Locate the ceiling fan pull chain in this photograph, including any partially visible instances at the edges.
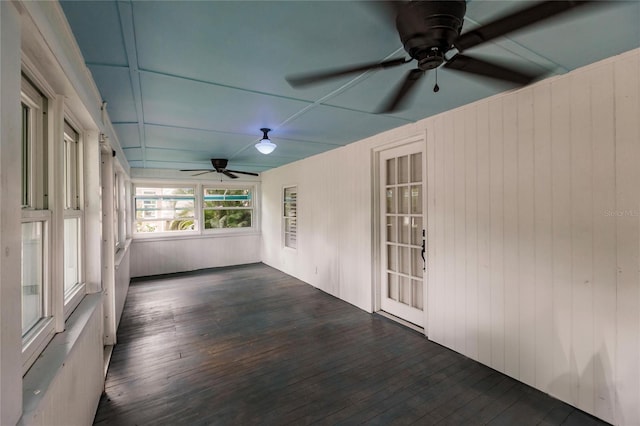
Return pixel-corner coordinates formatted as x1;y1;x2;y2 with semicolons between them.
433;68;440;93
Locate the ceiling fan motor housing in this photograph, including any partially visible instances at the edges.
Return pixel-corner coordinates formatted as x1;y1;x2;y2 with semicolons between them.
396;0;466;70
211;158;229;171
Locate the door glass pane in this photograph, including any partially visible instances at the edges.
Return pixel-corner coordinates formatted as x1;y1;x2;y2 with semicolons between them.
399;186;409;214
64;217;80;295
412;279;424;310
398;155;409;184
399;276;411;305
399;216;410;244
386;216;397;243
386;158;396;185
411;217;422;246
387;245;397;272
386;188;396;214
411;185;422;214
388;273;398;301
412;247;423;278
22;222;44;335
399;246;410;275
410;153;422;183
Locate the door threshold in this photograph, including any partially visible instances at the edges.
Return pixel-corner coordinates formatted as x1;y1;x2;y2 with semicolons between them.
377;311;425;334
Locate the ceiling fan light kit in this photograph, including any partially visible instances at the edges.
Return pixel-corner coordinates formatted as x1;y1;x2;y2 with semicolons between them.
255;128;276;154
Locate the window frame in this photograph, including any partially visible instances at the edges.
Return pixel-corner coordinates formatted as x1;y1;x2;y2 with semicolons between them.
131;181;260;239
62;118;85;316
133;183;199;238
283;185;298;250
20;74;54;373
202;184;256;234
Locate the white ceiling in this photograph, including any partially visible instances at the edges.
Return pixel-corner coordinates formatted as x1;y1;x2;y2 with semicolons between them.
59;0;640;175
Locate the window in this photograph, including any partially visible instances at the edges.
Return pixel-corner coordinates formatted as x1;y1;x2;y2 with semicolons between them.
63;121;83;301
134;185;196;234
114;171;128;249
21;75;50;337
283;186;297;249
203;187;253;230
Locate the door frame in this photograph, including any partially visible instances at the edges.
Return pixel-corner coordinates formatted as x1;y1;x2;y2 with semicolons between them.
371;132;428;334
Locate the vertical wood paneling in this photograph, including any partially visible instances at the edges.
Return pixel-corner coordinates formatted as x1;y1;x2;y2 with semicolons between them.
614;52;640;426
476;101;492;366
503;94;520;379
443;112;456;349
533;83;554;392
590;62;616;424
430;116;446;343
489;97;505;373
454;110;467;354
550;76;574;404
570;69;595;413
423;123;437;336
464;107;479;360
517;88;536;387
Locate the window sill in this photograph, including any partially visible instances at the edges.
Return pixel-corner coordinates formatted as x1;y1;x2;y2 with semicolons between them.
115;237;132;268
132;230;260;243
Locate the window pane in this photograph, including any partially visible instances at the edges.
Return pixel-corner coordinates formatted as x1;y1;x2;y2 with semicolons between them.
283;186;297;249
285;218;297;233
285;233;297;249
64;217;80;295
386;216;396;243
136;219;196;233
410;152;422;183
22;103;30;207
386;158;396;185
399;216;410;244
204;188;252;208
398;155;409;184
411;185;422;214
22;222;44;335
385;188;396;214
134;186;196;233
204;209;252;229
399;186;409;214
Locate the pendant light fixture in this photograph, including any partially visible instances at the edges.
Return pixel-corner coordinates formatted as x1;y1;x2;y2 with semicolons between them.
255;128;276;154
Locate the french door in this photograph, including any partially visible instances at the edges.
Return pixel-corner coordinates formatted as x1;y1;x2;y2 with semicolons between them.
379;141;426;327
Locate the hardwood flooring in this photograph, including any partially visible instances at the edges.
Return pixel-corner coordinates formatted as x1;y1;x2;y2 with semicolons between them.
94;263;609;425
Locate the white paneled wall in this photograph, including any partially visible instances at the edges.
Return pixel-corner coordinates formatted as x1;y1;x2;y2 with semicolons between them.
262;49;640;425
115;249;131;328
20;295;104;426
427;51;639;425
130;234;261;278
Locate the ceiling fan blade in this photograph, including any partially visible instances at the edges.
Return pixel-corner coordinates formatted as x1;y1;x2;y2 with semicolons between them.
286;58;408;87
225;169;260;177
455;0;595;52
378;68;425;113
180;169;214;176
222;170;239;179
444;54;540;86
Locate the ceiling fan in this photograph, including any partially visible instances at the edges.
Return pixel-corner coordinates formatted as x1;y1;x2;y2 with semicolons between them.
286;0;596;113
181;158;259;179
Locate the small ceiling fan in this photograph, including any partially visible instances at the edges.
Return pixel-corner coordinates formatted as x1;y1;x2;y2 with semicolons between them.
181;158;259;179
286;0;597;113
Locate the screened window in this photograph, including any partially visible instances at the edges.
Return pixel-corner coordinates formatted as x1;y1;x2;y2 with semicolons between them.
203;187;253;230
135;186;196;233
283;186;297;249
63;121;83;300
21;75;49;338
114;171;128;248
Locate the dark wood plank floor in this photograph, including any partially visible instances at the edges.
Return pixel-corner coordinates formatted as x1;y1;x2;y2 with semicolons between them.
94;263;609;426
